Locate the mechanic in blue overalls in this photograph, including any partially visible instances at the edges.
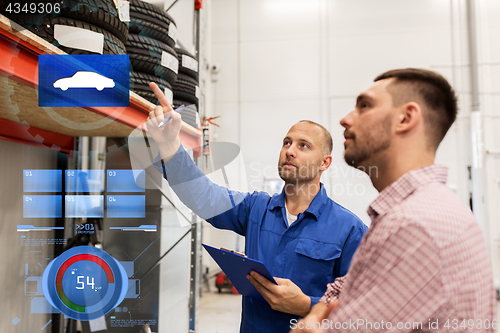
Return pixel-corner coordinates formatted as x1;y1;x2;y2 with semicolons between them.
147;83;367;333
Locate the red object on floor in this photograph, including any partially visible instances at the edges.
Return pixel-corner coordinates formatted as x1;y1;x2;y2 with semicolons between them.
215;272;235;293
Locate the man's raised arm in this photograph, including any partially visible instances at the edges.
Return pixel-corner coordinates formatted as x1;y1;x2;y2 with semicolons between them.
145;83;251;234
146;82;182;163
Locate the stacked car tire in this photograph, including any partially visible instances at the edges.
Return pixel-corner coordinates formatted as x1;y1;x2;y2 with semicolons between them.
5;0;128;55
173;48;199;106
127;0;177;110
127;0;199;128
172;47;200;128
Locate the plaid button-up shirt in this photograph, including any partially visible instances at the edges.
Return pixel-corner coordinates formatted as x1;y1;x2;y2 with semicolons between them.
319;165;496;332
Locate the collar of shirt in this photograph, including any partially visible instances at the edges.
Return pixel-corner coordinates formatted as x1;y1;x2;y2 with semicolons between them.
367;164;448;221
268;182;328;221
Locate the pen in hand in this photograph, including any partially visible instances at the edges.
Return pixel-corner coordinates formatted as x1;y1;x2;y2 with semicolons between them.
158;105;185;128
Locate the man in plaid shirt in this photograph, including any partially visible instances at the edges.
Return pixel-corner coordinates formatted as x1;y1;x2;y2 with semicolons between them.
291;68;497;332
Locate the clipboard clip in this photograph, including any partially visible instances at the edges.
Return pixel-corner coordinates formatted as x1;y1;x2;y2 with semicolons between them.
220;247;248;258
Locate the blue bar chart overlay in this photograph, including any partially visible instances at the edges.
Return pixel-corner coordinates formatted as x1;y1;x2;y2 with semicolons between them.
17;225;65;232
109;225;156;232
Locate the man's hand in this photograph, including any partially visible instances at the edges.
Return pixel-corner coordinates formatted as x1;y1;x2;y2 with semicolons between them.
146;82;182;162
289;300;339;333
247;271;311;317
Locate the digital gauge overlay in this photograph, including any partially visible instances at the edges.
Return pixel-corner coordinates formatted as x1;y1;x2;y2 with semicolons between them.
42;246;128;321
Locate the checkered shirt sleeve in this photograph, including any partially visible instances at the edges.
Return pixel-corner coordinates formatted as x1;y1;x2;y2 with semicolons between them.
319;276;346;305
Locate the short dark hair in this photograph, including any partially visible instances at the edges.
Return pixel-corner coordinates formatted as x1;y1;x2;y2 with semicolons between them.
298;120;333;155
374;68;458;148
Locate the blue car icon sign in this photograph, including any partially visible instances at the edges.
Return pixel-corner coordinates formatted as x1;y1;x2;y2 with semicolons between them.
53;71;115;91
39;54;129;107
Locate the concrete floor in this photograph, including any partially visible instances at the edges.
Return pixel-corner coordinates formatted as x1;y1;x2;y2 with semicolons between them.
198;290;242;333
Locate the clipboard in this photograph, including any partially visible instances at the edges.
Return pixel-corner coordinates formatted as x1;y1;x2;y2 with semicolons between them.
202;243;277;303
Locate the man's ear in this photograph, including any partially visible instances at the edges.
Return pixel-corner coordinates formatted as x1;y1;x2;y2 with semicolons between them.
396;102;421;134
320;155;333;171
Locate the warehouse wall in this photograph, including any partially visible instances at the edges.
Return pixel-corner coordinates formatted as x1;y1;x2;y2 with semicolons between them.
474;0;500;290
206;0;499;284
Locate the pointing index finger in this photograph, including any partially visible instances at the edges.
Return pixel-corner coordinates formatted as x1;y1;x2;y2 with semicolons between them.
149;82;173;111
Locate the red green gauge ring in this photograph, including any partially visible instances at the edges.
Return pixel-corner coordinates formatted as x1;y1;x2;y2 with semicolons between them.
42;246;128;321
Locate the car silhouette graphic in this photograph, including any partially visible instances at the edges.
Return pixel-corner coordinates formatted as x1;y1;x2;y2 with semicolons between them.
53;71;115;91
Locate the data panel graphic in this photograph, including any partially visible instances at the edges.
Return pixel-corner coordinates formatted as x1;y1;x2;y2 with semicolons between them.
23;195;62;218
42;246;128;321
107;195;145;218
65;195;104;218
65;170;104;193
107;170;145;193
23;170;62;192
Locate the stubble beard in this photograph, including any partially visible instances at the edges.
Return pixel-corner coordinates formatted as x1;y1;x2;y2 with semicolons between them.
278;160;321;184
344;116;392;168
